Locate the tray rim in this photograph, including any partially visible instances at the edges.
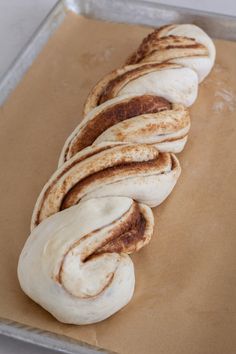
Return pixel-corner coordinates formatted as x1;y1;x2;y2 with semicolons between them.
0;0;66;106
0;316;110;354
1;0;236;352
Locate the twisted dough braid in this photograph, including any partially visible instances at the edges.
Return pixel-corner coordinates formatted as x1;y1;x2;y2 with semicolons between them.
59;98;190;165
19;197;154;324
32;143;180;229
84;62;199;114
125;24;215;82
18;24;215;325
60;24;214;164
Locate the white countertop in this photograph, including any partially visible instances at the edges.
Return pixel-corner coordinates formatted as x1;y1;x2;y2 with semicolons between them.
0;0;235;353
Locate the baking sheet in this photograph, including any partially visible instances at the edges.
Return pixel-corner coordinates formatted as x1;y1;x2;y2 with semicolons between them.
0;11;236;354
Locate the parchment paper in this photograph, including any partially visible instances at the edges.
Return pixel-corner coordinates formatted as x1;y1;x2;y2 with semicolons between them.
0;12;236;354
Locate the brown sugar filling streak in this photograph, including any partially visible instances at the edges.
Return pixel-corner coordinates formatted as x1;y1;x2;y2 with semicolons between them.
57;203;147;297
95;38;208;106
98;41;208;106
69;95;171;157
35;145;164;227
126;31;208;65
61;153;170;210
98;63;173;105
92;203;147;257
35;144;116;226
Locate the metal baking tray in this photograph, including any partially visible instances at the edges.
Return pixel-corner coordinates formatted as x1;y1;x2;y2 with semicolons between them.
0;0;235;352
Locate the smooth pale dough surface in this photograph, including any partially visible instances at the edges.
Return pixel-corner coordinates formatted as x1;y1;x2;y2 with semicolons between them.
118;66;199;106
0;12;236;354
18;197;135;325
161;24;216;82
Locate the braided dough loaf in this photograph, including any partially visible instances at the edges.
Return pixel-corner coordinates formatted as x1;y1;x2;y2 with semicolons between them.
18;23;215;325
